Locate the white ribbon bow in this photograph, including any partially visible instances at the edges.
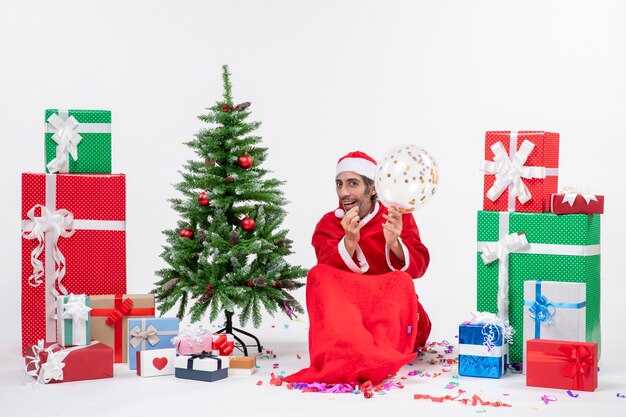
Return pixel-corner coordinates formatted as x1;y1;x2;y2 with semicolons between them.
481;140;546;205
61;294;91;344
480;232;529;321
129;325;160;349
25;340;69;384
21;204;75;294
560;186;598;206
46;113;82;174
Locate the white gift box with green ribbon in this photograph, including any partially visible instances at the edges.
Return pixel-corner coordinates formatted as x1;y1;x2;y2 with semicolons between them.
56;294;91;347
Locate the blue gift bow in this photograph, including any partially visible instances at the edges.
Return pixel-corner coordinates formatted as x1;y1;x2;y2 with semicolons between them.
524;281;586;338
187;351;222;370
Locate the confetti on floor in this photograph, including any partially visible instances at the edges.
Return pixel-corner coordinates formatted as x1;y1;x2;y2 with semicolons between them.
566;390;579;398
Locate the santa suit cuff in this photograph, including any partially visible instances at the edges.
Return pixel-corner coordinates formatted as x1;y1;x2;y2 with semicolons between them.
338;237;370;274
385;237;410;272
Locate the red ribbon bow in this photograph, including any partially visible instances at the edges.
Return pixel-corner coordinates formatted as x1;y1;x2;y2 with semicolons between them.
212;334;235;355
105;298;134;326
559;345;593;387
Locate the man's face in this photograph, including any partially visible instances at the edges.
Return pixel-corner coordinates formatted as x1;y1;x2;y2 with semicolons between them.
335;171;376;219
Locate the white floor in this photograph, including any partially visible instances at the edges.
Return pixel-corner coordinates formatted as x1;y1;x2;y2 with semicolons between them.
2;318;625;417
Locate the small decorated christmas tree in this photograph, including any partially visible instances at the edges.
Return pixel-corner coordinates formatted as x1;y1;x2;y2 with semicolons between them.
153;65;306;328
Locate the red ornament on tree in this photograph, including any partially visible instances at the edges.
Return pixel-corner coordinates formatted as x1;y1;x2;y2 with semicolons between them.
273;281;282;288
247;280;254;287
198;192;210;206
206;284;212;291
180;228;194;239
225;176;234;183
240;216;255;231
222;104;228;112
238;154;253;169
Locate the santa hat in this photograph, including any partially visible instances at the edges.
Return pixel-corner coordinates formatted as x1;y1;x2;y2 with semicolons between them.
334;151;377;219
335;151;377;181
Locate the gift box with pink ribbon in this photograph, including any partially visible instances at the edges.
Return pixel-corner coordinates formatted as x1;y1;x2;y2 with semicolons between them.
526;339;598;391
551;187;604;215
56;293;91;347
24;340;113;384
21;173;126;355
480;131;559;213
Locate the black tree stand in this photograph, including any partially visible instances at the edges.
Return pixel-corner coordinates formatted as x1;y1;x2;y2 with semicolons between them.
214;310;263;356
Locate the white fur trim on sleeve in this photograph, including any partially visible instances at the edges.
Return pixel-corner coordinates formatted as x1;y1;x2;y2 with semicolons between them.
338;237;370;274
385;237;410;272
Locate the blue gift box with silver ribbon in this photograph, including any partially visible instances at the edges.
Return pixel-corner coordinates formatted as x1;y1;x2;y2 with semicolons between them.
522;280;586;373
127;317;179;370
458;320;509;379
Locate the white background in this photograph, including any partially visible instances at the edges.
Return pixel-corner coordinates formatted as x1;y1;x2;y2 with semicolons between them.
1;1;625;416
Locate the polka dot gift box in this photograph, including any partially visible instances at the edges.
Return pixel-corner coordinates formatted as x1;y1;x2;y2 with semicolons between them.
45;109;112;174
476;210;600;365
21;173;126;355
480;131;559;213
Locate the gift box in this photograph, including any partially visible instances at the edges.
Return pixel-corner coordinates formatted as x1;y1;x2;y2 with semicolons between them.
90;294;155;363
25;340;113;384
128;317;179;370
212;333;235;356
171;325;213;355
21;173;126;355
551;191;604;215
136;348;176;377
228;356;256;375
458;321;509;379
45;109;112;174
522;281;586;373
175;351;229;382
480;131;559;212
476;210;600;364
526;339;598;391
56;294;91;347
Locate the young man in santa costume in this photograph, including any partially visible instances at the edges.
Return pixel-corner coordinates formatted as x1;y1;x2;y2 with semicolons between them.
284;151;431;385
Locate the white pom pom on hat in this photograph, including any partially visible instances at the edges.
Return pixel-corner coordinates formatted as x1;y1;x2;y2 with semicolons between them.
334;151;377;218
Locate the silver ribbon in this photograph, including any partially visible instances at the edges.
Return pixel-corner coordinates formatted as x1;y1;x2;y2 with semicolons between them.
129;325;160;349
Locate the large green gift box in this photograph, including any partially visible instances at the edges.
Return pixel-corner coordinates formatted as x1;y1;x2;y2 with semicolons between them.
45;109;112;174
476;210;600;364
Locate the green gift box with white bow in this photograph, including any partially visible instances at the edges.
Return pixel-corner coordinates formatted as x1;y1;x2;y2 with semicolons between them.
476;210;601;364
45;109;112;174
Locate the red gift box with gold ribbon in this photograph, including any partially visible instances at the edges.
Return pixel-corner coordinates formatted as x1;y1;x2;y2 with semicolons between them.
526;339;598;392
90;294;155;363
480;131;559;213
21;173;126;355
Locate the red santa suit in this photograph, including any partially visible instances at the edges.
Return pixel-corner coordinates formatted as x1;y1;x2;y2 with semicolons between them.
283;203;432;385
313;202;430;278
283;151;432;384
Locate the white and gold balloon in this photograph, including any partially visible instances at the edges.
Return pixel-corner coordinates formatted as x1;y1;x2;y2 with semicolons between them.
375;144;439;212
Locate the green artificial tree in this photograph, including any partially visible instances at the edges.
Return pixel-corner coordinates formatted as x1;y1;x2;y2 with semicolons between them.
153;65;307;334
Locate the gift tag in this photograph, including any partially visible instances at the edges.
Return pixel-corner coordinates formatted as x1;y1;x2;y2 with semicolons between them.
136;348;176;377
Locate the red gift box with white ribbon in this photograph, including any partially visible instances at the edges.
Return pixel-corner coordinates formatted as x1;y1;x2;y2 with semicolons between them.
25;340;113;384
21;173;126;355
481;131;559;213
551;187;604;215
526;339;598;392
